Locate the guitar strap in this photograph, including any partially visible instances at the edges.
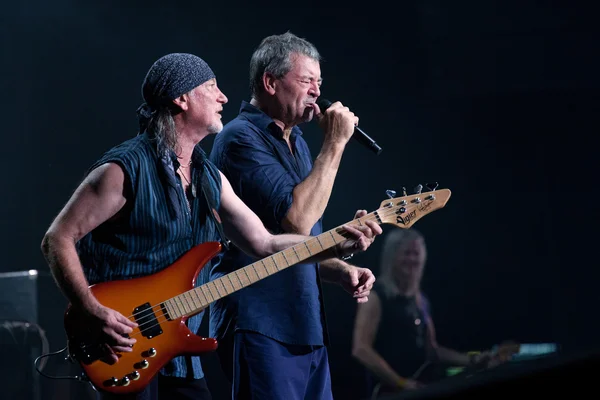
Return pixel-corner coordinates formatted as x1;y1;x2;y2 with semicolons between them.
200;166;230;251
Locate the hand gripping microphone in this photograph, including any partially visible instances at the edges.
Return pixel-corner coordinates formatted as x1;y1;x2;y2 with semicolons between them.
316;98;382;155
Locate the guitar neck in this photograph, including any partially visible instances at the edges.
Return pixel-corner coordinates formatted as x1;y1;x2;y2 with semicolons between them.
159;187;452;320
162;215;373;319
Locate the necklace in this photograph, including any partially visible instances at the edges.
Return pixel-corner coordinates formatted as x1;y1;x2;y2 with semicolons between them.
179;167;191;185
178;159;193;169
178;165;197;199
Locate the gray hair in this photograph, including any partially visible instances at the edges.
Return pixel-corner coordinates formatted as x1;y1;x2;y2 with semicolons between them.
378;228;426;297
146;109;179;155
249;31;321;97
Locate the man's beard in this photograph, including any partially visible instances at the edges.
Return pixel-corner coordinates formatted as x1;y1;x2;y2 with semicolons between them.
207;122;223;134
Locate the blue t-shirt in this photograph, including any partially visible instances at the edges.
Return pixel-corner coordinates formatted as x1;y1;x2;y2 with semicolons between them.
209;101;327;346
77;132;223;379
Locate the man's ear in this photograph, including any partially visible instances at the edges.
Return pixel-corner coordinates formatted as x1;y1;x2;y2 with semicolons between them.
262;72;278;95
172;93;190;111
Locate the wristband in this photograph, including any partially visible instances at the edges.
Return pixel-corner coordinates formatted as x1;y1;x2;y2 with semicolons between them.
332;246;352;260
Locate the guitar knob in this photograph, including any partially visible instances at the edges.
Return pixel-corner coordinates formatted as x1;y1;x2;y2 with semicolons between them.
145;348;157;357
108;377;119;386
414;184;423;194
130;371;140;380
121;376;130;386
135;359;149;369
402;187;407;197
385;190;396;199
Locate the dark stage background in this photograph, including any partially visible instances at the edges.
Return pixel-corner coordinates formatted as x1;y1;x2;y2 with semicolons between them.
1;1;598;399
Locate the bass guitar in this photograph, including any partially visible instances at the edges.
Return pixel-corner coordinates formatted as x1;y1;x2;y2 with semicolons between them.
63;188;451;394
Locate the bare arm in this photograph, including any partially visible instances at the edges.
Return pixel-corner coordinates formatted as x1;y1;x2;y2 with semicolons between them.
319;257;351;283
434;347;472;366
282;102;357;234
40;163;137;356
41;163;126;309
425;316;473;366
282;142;344;234
352;291;411;388
218;171;380;262
319;257;375;303
318;209;377;303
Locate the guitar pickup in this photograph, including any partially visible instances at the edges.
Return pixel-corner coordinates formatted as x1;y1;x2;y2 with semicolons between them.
133;302;163;339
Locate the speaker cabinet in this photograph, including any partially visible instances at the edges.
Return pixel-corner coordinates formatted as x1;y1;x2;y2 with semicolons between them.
0;270;95;400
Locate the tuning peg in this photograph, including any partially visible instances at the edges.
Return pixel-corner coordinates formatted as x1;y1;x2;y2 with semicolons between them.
402;187;407;197
414;184;423;194
425;182;439;191
385;190;396;199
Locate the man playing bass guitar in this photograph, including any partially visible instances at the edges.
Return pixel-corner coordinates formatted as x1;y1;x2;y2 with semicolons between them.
41;52;381;400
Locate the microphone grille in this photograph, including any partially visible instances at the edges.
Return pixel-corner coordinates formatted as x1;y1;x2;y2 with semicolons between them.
316;98;332;111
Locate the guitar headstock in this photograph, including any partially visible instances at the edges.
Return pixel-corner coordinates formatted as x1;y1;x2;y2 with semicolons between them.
376;185;451;229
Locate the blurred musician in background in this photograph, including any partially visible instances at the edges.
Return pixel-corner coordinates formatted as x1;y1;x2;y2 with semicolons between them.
352;228;497;398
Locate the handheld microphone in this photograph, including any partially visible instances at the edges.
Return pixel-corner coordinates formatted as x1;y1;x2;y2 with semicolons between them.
316;98;382;155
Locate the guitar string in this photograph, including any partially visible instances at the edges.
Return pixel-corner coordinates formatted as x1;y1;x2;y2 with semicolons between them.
123;209;383;322
82;204;424;347
120;206;416;341
125;205;405;324
76;205;421;354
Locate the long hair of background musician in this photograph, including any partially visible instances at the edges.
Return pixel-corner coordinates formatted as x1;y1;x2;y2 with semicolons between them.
377;228;427;298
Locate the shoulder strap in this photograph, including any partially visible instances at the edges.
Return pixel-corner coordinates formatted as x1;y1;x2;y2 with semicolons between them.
200;167;230;251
